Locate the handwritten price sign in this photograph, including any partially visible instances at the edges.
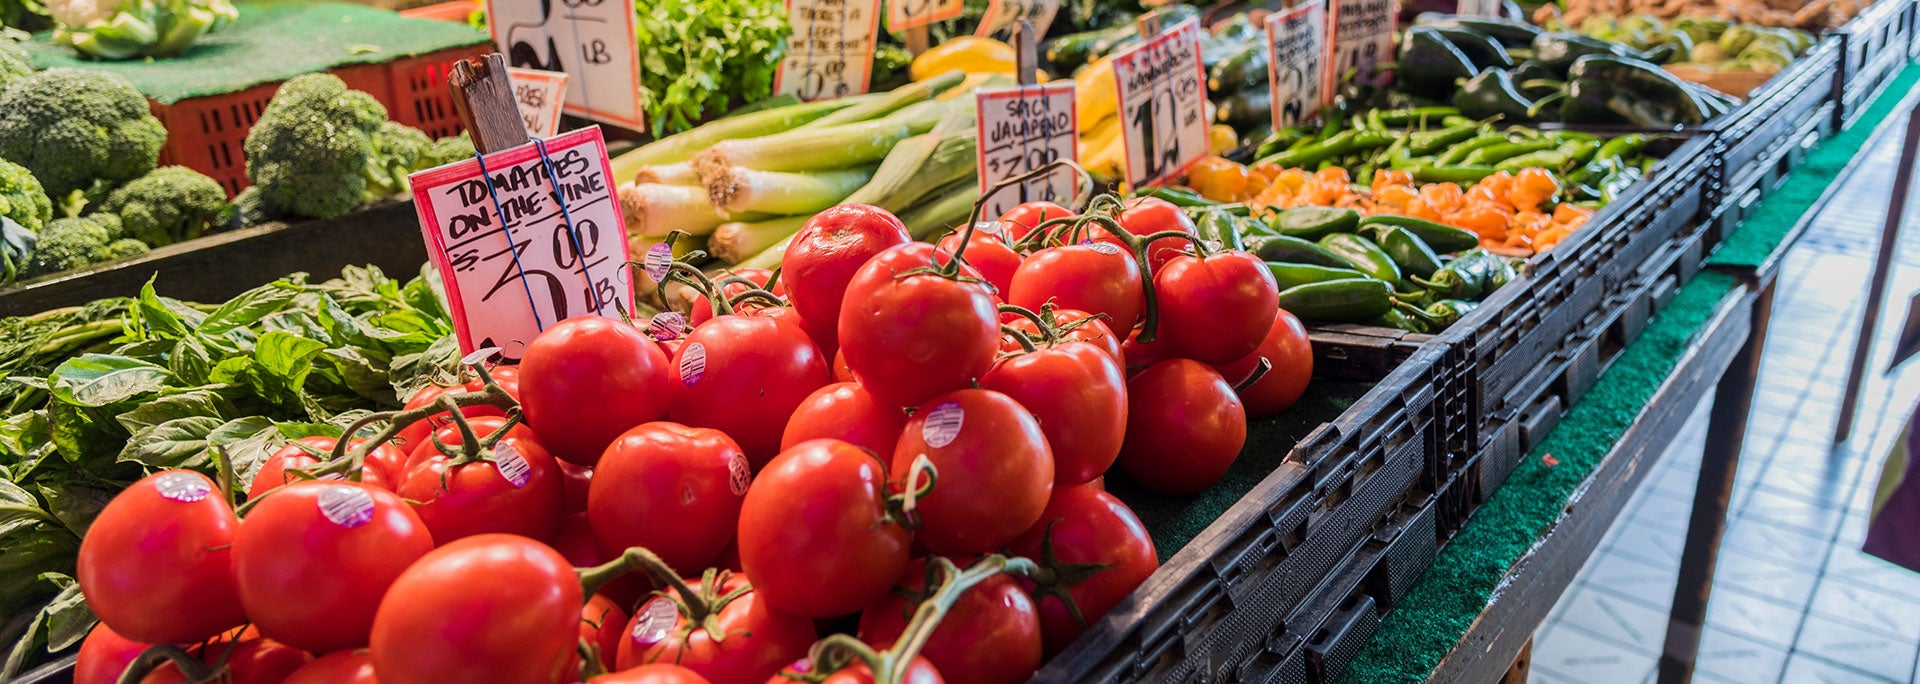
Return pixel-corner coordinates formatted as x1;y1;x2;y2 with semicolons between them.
1327;0;1396;92
976;0;1061;39
487;0;644;130
507;67;568;137
975;82;1078;218
887;0;962;31
778;0;883;101
1112;19;1208;188
411;127;632;359
1266;0;1326;129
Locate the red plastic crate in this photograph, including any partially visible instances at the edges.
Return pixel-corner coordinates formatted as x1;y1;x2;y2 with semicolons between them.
150;43;488;198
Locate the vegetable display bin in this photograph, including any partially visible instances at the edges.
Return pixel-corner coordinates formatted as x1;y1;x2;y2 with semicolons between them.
1837;0;1918;124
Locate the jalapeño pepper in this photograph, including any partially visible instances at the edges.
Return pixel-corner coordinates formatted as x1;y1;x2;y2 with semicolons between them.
1360;225;1445;278
1319;233;1402;283
1265;262;1371;291
1137;186;1217;207
1275;278;1396;322
1271;206;1361;240
1248;234;1352;268
1359;215;1480;252
1372;308;1432;333
1425;299;1481;327
1417;248;1497;299
1257;129;1396;168
1195;209;1246;251
1408;122;1486;156
1464;138;1558;165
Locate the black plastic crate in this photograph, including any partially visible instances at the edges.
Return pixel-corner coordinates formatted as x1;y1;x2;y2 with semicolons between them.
1713;37;1843;189
1837;0;1918;124
1037;342;1449;683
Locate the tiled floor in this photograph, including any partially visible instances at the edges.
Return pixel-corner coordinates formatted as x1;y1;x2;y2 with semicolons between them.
1530;120;1920;683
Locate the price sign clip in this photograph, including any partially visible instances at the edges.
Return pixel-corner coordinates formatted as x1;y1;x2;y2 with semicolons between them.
449;54;533;155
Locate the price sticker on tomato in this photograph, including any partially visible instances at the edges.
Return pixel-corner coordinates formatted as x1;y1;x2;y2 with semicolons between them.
1265;0;1327;129
887;0;962;31
486;0;645;130
1111;18;1208;188
777;0;883;101
975;82;1078;218
975;0;1061;39
506;67;568;138
1327;0;1396;93
410;126;633;360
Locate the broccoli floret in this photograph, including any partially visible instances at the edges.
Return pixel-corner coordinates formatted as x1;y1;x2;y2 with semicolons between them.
0;38;32;91
0;68;166;202
421;133;476;170
0;158;52;235
231;186;280;227
23;214;113;277
366;121;431;198
244;74;398;220
99;165;235;246
94;237;147;260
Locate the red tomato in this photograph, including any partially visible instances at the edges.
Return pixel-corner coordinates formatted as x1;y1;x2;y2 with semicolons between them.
780;382;908;458
1108;197;1197;272
831;348;855;383
1120;327;1178;373
738;440;912;618
248;437;404;499
691;269;775;326
390;371;522;454
763;304;838;359
403;416;543;471
284;650;377;684
593;664;714;684
590;422;748;574
936;228;1020;297
397;419;566;545
892;390;1052;555
1116;360;1246;495
1008;243;1144;333
613;573;815;682
815;657;944;684
838;243;1000;408
519;316;673;466
782;204;912;347
1214;309;1314;418
369;535;582;684
1001;308;1122;362
1151;250;1279;364
549;513;649;609
234;481;434;653
77;470;246;644
857;559;1042;684
1009;485;1157;655
74;623;148;684
669;314;830;465
996;200;1072;242
558;457;592;515
582;593;630;671
980;341;1127;486
141;637;311;684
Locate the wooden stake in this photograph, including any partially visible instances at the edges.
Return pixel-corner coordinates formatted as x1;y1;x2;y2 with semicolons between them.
447;53;531;155
1012;20;1039;85
907;26;931;55
1136;12;1163;39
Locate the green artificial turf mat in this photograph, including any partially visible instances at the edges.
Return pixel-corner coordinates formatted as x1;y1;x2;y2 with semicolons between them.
21;1;488;104
1108;379;1369;563
1708;61;1920;269
1340;269;1741;683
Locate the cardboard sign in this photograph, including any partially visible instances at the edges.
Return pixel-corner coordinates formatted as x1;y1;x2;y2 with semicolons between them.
887;0;963;31
1266;0;1327;128
777;0;883;101
486;0;645;130
1111;19;1208;187
975;82;1078;217
507;67;568;138
976;0;1061;39
1327;0;1396;93
1456;0;1503;16
411;127;633;359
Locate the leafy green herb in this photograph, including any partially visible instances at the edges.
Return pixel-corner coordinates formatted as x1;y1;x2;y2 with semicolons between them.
635;0;791;136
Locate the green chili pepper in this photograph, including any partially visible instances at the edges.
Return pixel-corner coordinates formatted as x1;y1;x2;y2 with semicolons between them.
1416;248;1496;299
1270;206;1361;240
1425;299;1481;327
1464;138;1559;165
1275;278;1396;322
1265;262;1372;291
1594;133;1648;161
1258;129;1396;168
1359;225;1444;278
1248;234;1353;268
1195;209;1245;251
1136;187;1217;207
1359;215;1480;252
1373;106;1462;127
1408;123;1486;156
1436;133;1510;165
1319;233;1402;283
1410;165;1500;183
1372;308;1431;333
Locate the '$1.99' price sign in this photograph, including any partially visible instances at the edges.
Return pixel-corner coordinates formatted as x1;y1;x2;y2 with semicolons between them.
1111;19;1208;188
975;82;1079;218
410;127;633;360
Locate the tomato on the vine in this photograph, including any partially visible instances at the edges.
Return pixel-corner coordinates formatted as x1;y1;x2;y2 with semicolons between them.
76;470;246;645
73;623;147;684
936;226;1020;297
234;481;434;653
838;243;1000;408
1000;308;1122;362
669;313;830;465
549;513;650;609
284;650;378;684
1108;196;1197;273
892;389;1053;555
140;636;312;684
1008;243;1144;334
558;457;592;515
404;416;542;471
738;440;912;618
581;593;630;671
613;573;816;683
1151;249;1279;364
1009;484;1158;655
997;200;1073;242
782;204;912;346
590;422;748;574
1120;327;1178;373
780;382;908;458
814;657;944;684
1116;359;1246;495
980;341;1127;487
1214;309;1314;418
370;535;582;684
519;316;674;466
857;558;1042;684
691;268;775;326
831;348;855;383
396;416;566;545
593;664;715;684
248;436;401;498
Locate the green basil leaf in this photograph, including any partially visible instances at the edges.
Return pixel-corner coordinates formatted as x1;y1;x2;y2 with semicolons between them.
117;416;224;469
132;279;193;340
0;525;77;617
113;388;235;434
168;337;215;387
197;282;299;336
38;573;90;652
48;355;174;408
323;347;393;405
0;481;53;539
208;416;278;485
35;484;109;538
254;332;326;384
